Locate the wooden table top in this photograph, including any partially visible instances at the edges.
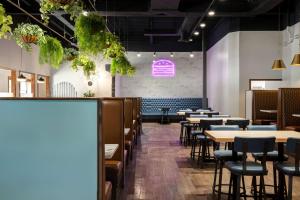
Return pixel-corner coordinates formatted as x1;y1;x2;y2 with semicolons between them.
105;144;119;159
260;109;277;114
292;114;300;118
205;130;300;143
186;117;246;124
124;128;130;136
177;112;186;116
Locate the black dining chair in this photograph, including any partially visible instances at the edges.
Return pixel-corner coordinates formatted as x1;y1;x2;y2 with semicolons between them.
225;137;276;200
225;119;250;130
275;138;300;200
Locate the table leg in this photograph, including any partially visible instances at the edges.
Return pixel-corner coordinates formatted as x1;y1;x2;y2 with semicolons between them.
277;142;285;199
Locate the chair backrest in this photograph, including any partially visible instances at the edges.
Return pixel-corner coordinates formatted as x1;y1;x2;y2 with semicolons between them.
247;125;277;130
190;114;208;118
210;125;240;131
204;111;219;117
185;112;201;117
212;114;230;118
199;119;223;130
226;119;250;130
286;138;300;172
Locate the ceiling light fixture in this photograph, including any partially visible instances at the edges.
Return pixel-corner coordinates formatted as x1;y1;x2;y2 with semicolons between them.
17;73;26;82
193;31;199;36
170;52;174;57
291;54;300;66
272;60;286;70
153;52;156;57
189;52;194;58
200;23;206;28
37;76;45;84
189;38;193;42
208;10;215;16
137;52;141;57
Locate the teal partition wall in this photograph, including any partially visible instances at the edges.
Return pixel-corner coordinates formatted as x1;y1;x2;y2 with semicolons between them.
0;99;99;200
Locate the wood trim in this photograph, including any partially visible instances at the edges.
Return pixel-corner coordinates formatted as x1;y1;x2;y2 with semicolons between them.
10;70;16;97
31;74;35;97
97;100;105;200
45;76;50;97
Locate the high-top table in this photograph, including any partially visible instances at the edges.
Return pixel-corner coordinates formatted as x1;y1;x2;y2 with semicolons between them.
204;130;300;200
105;144;119;159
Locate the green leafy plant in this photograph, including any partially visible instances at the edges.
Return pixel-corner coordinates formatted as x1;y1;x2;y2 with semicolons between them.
83;90;95;97
74;13;106;55
64;47;78;61
71;54;96;77
111;56;136;76
0;3;13;39
13;23;46;51
39;36;64;69
103;32;125;59
40;0;83;24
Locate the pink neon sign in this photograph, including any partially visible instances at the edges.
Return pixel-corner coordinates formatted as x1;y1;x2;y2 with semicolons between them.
152;59;176;77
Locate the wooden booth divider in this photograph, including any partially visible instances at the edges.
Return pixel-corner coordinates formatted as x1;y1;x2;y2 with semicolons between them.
101;98;125;200
252;90;278;125
124;98;134;161
277;88;300;131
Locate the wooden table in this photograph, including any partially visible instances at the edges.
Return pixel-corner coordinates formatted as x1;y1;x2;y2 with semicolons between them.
205;130;300;200
176;111;186;116
105;144;119;159
124;128;130;136
292;114;300;118
186;117;246;124
260;109;277;114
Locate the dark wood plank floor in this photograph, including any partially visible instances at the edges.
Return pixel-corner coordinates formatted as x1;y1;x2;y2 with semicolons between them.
121;123;300;200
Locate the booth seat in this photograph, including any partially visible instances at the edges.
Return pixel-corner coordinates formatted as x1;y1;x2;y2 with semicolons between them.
142;98;205;122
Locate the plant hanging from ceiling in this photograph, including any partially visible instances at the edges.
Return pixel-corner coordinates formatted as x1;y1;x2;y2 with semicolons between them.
39;35;64;69
111;56;136;76
71;54;96;78
13;23;46;52
103;32;125;59
64;47;78;61
40;0;83;24
74;13;107;55
0;3;13;39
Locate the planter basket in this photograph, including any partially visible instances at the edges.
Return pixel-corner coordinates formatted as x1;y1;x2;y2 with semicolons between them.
21;35;38;44
66;55;76;61
49;0;73;5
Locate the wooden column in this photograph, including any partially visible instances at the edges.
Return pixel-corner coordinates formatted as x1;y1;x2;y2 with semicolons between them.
31;74;35;97
45;76;50;97
10;70;17;97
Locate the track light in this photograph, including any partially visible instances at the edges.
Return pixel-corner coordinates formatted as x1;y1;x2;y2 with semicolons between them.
200;23;206;28
170;52;174;58
190;52;194;58
208;10;215;16
137;52;141;57
193;31;199;36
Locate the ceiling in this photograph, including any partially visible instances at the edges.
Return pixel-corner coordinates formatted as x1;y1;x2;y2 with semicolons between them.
3;0;299;52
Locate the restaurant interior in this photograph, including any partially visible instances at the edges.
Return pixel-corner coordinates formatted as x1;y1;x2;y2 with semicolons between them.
1;0;300;199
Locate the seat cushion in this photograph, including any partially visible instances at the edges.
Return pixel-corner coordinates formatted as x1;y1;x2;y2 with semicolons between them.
214;150;243;161
285;126;300;132
225;161;267;176
191;130;202;136
105;181;112;200
184;123;194;127
252;150;288;161
105;160;122;172
276;163;300;176
196;134;209;140
180;121;188;124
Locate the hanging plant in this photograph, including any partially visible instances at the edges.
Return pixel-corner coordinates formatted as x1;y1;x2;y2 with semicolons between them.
74;13;106;55
40;0;83;24
39;36;64;69
71;54;96;78
111;56;136;76
0;3;13;39
13;23;46;51
103;32;125;59
64;47;78;61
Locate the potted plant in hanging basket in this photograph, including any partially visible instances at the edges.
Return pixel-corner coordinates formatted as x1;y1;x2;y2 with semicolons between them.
63;47;78;61
103;32;125;59
13;23;46;51
74;13;107;55
71;54;96;78
40;0;83;24
0;3;13;39
39;35;64;69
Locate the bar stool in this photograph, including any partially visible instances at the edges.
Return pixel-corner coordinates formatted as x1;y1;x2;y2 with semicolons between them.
179;120;188;144
210;125;245;200
275;137;300;200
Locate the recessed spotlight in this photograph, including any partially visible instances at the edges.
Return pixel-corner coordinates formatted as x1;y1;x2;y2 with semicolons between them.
200;23;206;28
189;38;193;42
170;52;174;57
137;52;141;57
189;52;194;58
153;52;156;57
82;10;89;16
193;31;199;36
208;10;215;16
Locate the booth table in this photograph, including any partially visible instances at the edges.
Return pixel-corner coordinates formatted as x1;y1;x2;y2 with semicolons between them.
292;114;300;118
260;109;277;114
105;144;119;159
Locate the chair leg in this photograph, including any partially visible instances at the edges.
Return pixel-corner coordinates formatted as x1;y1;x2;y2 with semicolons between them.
190;136;195;160
180;124;184;144
212;160;218;198
242;176;246;200
228;174;233;200
235;175;241;200
272;162;278;195
217;161;224;200
253;176;258;200
287;175;293;200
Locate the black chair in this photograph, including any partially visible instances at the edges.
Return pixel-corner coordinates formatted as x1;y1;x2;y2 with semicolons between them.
210;125;245;200
225;119;250;130
275;138;300;200
225;137;276;200
204;111;220;117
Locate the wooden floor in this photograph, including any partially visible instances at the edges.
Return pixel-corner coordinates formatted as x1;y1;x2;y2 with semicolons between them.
121;123;300;200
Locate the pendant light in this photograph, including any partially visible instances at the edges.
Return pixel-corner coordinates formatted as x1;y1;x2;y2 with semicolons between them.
272;6;286;70
17;73;26;82
291;53;300;66
37;76;45;84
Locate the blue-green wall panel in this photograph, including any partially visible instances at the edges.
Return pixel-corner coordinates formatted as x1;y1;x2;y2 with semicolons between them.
0;100;98;200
